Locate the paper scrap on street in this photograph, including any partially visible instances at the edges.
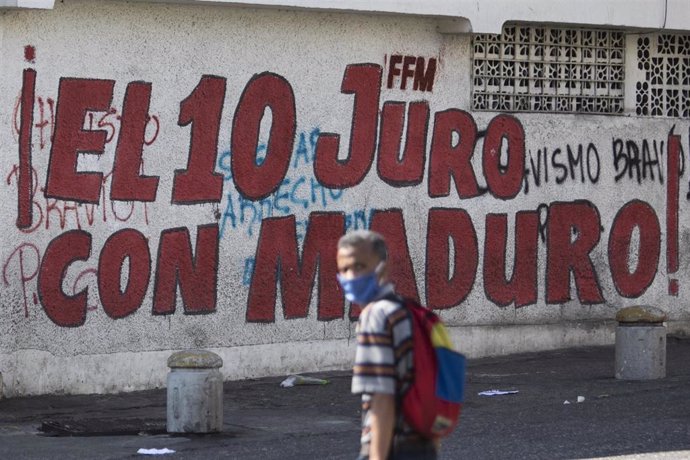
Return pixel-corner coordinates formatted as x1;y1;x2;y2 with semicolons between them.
137;448;175;455
478;389;519;396
564;396;585;405
280;375;330;388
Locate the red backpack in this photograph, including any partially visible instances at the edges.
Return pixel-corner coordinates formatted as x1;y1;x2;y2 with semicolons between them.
398;297;466;439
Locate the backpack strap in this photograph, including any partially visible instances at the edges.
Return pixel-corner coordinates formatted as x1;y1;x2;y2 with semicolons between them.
379;293;414;438
381;292;404;304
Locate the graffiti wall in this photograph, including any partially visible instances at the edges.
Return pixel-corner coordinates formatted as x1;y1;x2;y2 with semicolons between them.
0;0;688;396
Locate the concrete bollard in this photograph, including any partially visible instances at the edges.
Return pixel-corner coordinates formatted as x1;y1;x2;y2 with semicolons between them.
167;350;224;433
615;306;667;380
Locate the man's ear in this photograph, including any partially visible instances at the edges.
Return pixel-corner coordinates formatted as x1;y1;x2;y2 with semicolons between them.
376;260;389;283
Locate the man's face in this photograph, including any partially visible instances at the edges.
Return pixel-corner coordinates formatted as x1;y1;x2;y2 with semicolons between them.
336;243;381;281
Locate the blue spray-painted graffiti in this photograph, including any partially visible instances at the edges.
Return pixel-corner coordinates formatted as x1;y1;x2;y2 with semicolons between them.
243;258;255;286
218;128;348;239
217;127;378;286
240;207;377;286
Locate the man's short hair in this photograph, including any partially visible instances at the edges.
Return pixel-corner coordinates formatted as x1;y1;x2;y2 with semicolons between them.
338;230;388;261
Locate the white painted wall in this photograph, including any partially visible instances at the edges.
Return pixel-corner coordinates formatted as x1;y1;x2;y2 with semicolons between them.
7;0;690;34
0;0;688;396
0;0;53;8
132;0;690;33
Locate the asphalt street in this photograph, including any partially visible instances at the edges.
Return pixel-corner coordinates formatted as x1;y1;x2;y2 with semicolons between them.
1;337;690;459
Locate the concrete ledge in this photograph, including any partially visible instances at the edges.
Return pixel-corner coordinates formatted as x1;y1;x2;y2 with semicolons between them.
450;320;616;358
0;319;673;397
0;339;357;397
0;0;54;9
666;320;690;338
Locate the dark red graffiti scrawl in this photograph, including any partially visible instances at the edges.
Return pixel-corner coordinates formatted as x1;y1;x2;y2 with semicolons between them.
370;209;420;303
314;64;381;188
687;126;690;201
45;78;115;203
73;268;98;312
11;225;219;326
2;243;41;318
153;224;219;315
377;101;429;187
37;230;92;327
6;64;685;331
482;114;525;200
667;128;681;296
17;69;36;229
98;229;151;319
546;201;604;304
428;109;480;199
484;212;539;308
172;76;226;204
426;208;478;310
245;210;421;323
246;213;344;322
231;73;296;200
608;200;660;298
386;55;437;92
7;165;151;235
110;82;160;202
24;45;36;63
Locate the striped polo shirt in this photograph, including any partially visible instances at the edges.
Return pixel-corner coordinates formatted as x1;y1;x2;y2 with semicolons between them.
351;284;414;453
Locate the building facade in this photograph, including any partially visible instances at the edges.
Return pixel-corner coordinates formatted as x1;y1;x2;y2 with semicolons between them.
0;0;688;396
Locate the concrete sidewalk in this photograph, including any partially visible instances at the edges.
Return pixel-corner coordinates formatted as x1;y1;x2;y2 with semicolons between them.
1;337;690;459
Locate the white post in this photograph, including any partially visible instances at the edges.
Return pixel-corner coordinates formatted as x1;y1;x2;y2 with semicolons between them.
615;306;666;380
167;350;224;433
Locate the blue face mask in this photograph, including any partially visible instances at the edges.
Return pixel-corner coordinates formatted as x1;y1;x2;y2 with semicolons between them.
337;264;383;305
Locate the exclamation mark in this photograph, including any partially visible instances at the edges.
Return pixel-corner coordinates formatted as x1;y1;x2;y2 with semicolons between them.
17;66;36;229
667;127;680;296
17;45;37;229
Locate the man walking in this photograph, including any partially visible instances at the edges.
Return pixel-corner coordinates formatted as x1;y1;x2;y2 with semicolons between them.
336;230;437;460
